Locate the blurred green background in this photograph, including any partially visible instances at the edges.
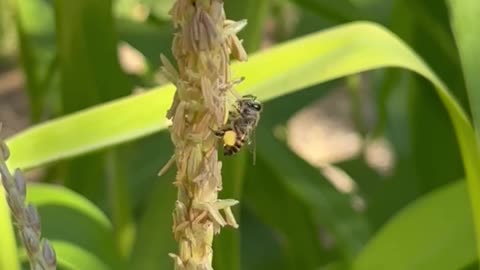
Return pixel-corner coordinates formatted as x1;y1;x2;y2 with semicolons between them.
0;0;479;269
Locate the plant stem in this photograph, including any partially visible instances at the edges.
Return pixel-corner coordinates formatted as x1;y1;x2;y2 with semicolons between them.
163;0;248;269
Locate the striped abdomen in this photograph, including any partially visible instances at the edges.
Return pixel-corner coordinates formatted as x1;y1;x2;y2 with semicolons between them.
223;133;247;156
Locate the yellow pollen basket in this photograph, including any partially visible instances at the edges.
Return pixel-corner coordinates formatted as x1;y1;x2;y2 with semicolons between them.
223;130;237;146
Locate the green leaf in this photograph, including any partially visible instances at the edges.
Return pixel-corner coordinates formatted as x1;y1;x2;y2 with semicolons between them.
53;0;131;212
240;207;290;270
26;183;121;269
243;150;325;269
0;22;456;169
255;125;370;262
337;156;419;232
128;170;176;270
53;241;110;270
104;149;136;258
353;180;476;270
54;0;131;109
213;153;247;270
291;0;363;22
447;0;480;262
14;0;56;122
0;0;16;56
5;86;173;170
54;2;135;252
390;0;465;197
0;188;20;270
448;1;480;115
19;241;110;270
225;0;270;52
6;22;480;258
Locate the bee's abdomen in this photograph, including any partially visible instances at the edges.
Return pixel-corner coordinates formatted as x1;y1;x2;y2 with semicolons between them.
224;137;245;156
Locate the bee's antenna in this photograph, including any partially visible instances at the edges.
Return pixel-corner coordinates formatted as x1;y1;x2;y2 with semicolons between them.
232;76;245;85
220;77;245;101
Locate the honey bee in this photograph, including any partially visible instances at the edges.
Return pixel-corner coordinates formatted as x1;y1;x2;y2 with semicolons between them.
213;94;262;160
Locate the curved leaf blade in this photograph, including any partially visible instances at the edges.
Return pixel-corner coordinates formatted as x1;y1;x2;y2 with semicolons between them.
27;183;111;228
255;125;369;262
128;171;176;270
354;181;475;270
6;86;174;170
0;22;447;169
0;187;20;270
447;0;480;262
53;241;111;270
3;22;463;171
243;152;325;269
447;0;480;131
27;183;121;269
19;241;110;270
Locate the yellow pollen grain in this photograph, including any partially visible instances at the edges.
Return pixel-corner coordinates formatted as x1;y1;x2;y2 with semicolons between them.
223;130;237;146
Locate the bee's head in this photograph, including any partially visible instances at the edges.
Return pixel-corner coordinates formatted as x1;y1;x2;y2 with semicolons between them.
241;95;263;112
249;101;262;112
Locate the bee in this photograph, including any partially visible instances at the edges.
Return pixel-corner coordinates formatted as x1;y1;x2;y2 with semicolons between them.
213;94;262;160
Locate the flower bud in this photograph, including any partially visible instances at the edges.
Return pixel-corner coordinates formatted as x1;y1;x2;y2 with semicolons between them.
14;169;26;200
42;240;57;267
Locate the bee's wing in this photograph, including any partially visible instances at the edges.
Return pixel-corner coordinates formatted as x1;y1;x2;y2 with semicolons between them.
246;129;257;165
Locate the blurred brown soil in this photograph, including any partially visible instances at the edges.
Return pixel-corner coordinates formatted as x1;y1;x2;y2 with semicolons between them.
0;65;28;137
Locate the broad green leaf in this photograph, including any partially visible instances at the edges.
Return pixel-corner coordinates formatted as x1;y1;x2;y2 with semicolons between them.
53;241;110;270
463;262;479;270
27;183;121;269
0;0;16;55
104;149;136;258
54;1;135;252
241;206;290;270
255;124;369;262
291;0;363;22
354;180;476;270
447;0;480;262
6;22;480;258
122;132;176;270
1;22;460;170
128;170;176;270
6;86;172;170
389;0;465;195
0;187;20;270
448;1;480;120
447;0;480;147
243;150;325;269
19;241;110;270
54;0;131;109
225;0;270;52
213;153;246;270
14;0;56;122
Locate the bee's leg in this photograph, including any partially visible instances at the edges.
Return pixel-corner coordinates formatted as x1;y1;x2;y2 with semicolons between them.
224;147;234;156
212;128;225;137
230;106;242;117
211;125;234;138
209;125;224;137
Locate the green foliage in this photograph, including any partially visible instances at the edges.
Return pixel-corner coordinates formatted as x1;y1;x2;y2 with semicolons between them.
1;0;479;269
0;188;19;270
25;183;121;269
354;181;475;270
